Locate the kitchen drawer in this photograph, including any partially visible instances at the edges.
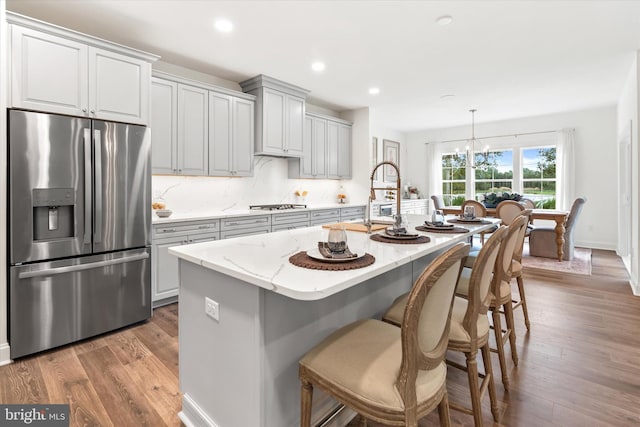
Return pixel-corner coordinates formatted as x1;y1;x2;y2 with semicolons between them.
220;226;271;240
340;206;365;221
153;219;220;237
221;215;271;231
310;208;340;220
271;221;309;232
272;211;310;225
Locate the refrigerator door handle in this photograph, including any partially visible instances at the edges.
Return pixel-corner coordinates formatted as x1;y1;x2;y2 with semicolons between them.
18;253;149;279
94;129;103;244
83;129;92;245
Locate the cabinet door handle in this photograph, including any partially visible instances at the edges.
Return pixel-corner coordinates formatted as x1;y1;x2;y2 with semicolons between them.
82;108;87;113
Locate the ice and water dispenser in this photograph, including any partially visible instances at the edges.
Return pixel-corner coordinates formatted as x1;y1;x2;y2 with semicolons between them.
32;188;75;241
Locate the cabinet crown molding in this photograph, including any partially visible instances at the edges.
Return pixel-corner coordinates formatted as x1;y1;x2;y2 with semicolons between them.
239;74;309;98
7;11;160;62
306;112;353;126
152;71;255;101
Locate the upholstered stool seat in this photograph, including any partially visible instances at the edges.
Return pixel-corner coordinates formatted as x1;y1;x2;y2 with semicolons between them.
300;318;447;412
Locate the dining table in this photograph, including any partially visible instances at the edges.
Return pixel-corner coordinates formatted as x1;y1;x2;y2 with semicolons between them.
441;206;570;261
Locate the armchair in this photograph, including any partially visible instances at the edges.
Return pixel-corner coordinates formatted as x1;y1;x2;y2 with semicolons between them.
528;197;587;261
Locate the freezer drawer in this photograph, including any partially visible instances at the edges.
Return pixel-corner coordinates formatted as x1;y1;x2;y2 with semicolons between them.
9;248;151;359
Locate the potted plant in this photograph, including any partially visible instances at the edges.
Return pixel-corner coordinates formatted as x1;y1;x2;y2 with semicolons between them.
481;191;522;208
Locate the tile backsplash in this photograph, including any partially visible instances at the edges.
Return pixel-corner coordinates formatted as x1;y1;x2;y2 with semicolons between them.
152;157;355;213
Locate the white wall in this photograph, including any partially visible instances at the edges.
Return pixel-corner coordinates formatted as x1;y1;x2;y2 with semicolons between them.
617;53;639;294
404;106;618;251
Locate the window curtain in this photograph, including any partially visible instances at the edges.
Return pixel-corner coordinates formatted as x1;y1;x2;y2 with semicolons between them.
556;128;575;210
425;141;443;211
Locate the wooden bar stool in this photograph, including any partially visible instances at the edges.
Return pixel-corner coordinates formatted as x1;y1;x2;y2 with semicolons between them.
298;243;470;427
383;227;508;426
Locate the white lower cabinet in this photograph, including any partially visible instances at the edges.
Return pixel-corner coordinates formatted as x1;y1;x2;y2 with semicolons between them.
272;211;310;231
219;215;271;239
152;221;219;306
310;208;341;226
340;206;366;222
400;199;428;215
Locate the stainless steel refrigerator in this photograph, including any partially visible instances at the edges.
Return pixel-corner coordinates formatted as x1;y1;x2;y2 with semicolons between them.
8;109;152;359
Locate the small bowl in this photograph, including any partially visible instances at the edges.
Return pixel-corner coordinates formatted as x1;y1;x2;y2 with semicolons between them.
155;209;173;218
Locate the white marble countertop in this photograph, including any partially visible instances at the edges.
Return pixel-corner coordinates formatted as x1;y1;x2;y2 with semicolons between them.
152;203;365;224
169;214;500;301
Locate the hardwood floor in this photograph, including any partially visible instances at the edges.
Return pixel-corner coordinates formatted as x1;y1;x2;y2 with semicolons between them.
2;249;639;426
0;303;182;427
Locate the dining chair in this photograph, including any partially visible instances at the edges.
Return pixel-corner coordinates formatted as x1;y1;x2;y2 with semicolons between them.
383;227;508;426
460;199;496;245
455;215;528;390
299;243;469;427
528;196;587;261
431;194;445;211
520;198;535;209
496;200;525;226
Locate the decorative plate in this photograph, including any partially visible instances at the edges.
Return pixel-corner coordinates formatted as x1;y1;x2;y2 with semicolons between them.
306;248;366;263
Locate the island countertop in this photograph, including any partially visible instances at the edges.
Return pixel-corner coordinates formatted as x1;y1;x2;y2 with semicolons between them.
169;214;499;301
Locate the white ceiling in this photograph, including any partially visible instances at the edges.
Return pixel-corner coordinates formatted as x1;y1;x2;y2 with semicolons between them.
7;0;640;132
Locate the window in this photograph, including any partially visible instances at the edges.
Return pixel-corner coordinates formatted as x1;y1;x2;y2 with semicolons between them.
441;153;466;206
522;147;556;209
474;150;513;199
439;145;558;209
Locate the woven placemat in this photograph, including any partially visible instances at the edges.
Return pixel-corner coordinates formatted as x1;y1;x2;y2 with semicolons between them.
289;251;375;270
447;218;493;225
370;234;431;244
415;225;469;234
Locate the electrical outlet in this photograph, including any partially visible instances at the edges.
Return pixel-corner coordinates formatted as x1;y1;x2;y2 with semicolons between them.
205;297;219;321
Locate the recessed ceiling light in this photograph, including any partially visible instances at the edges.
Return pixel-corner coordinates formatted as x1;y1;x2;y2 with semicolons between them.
440;94;455;99
214;19;233;32
311;62;325;72
369;87;380;95
436;15;453;26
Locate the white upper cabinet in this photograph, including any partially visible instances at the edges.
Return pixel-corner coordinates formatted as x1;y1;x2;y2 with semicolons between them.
209;92;255;176
9;13;157;125
178;84;209;176
151;72;255;177
289;114;329;179
240;75;309;157
88;47;150;124
337;123;352;179
327;117;353;180
151;78;178;174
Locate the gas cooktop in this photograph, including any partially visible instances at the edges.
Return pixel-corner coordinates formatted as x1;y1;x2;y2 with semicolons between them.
249;204;307;211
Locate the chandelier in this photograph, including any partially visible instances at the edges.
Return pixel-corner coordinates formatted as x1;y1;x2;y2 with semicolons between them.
466;109;477;169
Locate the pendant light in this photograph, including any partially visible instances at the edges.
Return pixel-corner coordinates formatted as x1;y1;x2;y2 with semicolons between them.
466;109;477;169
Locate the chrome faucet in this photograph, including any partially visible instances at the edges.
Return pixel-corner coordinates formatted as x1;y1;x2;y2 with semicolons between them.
369;161;403;229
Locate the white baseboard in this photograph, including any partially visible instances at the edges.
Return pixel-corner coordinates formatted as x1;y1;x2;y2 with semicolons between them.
575;240;616;251
178;393;219;427
0;342;11;366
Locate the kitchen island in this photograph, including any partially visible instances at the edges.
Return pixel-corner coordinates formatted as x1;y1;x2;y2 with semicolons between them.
169;215;499;427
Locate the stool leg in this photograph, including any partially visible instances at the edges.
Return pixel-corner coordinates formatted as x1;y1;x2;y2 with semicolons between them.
465;350;483;427
491;308;510;390
482;343;499;422
516;275;531;330
504;301;519;366
438;390;452;427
